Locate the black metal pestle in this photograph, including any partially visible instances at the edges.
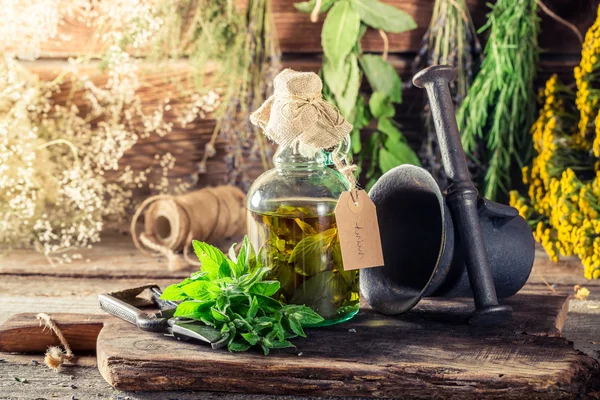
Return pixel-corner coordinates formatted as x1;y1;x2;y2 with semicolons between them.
413;65;512;325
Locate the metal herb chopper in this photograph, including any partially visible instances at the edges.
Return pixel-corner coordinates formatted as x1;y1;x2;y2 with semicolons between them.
360;65;535;325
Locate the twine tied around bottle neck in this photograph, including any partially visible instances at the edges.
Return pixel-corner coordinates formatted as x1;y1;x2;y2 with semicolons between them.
250;68;359;200
276;92;349;147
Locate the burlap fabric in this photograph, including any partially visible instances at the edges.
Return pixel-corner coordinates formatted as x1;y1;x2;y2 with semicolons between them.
250;69;352;149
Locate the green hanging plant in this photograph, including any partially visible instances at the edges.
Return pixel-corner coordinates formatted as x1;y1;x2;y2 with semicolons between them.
295;0;420;190
456;0;540;201
413;0;481;186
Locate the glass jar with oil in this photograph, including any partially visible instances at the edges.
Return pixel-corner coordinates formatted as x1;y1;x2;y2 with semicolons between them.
246;141;359;326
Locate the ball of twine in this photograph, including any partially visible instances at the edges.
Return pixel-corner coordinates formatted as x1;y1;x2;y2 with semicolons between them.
131;185;246;270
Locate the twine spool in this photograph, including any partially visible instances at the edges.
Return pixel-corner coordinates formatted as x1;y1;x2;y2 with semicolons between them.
131;185;246;270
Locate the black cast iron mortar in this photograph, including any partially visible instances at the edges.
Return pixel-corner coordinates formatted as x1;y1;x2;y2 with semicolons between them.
360;65;535;325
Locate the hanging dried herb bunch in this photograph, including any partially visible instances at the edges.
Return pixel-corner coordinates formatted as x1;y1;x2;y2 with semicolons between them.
295;0;420;190
457;0;540;201
103;0;280;188
207;0;281;189
413;0;481;186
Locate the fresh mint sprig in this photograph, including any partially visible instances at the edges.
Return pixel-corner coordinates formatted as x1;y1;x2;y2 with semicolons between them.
160;237;324;355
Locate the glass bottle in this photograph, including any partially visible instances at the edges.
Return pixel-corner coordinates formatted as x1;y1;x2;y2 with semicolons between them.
246;139;359;326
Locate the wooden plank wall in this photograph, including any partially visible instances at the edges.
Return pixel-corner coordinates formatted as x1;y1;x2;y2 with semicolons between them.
21;0;599;191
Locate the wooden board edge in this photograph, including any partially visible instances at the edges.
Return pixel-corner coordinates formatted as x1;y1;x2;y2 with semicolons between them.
97;344;117;389
98;351;600;399
0;313;107;353
95;321;600;398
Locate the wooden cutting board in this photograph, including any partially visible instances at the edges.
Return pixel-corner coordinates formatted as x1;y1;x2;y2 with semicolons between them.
2;292;599;399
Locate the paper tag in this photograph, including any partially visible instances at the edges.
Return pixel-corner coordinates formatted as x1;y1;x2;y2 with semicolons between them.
334;190;384;271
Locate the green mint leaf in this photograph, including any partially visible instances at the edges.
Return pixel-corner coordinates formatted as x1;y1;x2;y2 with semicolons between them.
239;266;272;288
249;281;281;297
228;340;251;352
193;240;228;280
368;92;395;119
181;280;221;301
293;218;317;235
190;271;208;281
215;294;231;312
254;294;283;313
218;261;233;279
227;294;249;307
247;296;259;319
226;322;237;339
228;243;238;263
260;343;270;356
236;236;256;275
338;265;357;289
289;271;340;319
322;0;360;67
284;305;325;326
160;284;187;301
241;332;261;345
287;318;306;338
174;301;212;318
331;241;344;271
266;328;278;341
211;307;230;322
352;0;417;33
252;316;275;332
359;54;402;103
233;317;252;331
272;320;286;342
289;228;337;276
221;323;231;335
175;278;192;287
294;0;335;14
269;340;295;349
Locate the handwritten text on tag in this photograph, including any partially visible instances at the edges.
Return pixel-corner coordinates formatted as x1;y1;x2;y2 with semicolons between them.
334;190;384;271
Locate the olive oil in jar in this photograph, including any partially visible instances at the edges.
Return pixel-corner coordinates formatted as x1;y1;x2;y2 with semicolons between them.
247;200;359;326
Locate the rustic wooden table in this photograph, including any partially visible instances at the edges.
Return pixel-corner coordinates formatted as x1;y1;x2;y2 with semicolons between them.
1;234;599;399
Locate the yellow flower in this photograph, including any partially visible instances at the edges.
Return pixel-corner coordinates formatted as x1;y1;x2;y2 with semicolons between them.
518;10;600;279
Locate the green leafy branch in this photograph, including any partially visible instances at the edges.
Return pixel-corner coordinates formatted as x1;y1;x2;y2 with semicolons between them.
161;237;323;355
456;0;539;201
295;0;420;190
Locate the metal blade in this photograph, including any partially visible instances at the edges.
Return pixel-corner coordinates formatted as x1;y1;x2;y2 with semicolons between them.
170;320;228;349
154;308;176;320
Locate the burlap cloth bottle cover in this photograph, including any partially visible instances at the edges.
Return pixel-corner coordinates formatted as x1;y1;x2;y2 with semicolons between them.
250;68;358;193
